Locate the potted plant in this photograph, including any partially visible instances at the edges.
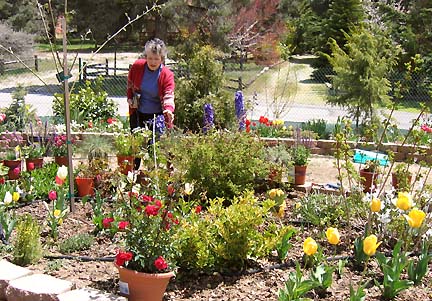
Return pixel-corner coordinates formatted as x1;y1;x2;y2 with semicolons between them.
22;144;46;170
114;129;149;174
51;133;76;166
391;162;412;191
290;144;311;185
359;159;381;193
113;179;178;301
74;161;96;197
3;149;22;180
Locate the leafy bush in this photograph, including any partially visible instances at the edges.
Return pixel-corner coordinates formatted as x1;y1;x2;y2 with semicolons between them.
175;191;286;272
13;214;42;266
52;77;117;125
163;131;270;200
59;233;94;254
0;23;34;61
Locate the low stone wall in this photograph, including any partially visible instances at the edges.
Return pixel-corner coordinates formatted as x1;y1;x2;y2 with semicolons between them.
261;137;432;164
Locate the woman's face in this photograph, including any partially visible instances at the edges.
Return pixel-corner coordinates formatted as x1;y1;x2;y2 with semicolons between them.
146;51;163;71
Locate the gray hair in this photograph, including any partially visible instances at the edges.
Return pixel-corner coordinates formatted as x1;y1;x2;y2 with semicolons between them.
144;38;167;61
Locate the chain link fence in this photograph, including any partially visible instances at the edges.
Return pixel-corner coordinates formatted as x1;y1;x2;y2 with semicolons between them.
0;55;430;129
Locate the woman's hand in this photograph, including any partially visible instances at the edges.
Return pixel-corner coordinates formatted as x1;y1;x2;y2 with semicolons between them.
163;110;174;129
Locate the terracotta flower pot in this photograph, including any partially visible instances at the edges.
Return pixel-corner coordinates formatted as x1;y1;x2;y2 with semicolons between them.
117;155;134;175
55;156;69;167
75;177;95;197
26;158;44;170
3;159;22;180
294;165;307;185
359;169;379;193
115;264;174;301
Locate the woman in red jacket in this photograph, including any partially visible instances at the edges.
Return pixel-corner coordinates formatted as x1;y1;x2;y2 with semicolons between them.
126;38;175;169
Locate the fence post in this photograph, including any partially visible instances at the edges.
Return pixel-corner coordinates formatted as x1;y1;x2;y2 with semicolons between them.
105;58;109;76
0;59;4;75
34;55;39;72
78;57;82;82
83;61;87;82
238;77;243;90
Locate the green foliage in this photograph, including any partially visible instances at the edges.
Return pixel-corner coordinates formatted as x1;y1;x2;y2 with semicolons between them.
290;144;310;166
407;241;431;285
295;193;360;227
301;119;329;139
58;233;94;254
20;163;59;201
45;259;64;272
0;205;16;243
276;228;296;262
12;214;42;266
353;236;368;270
113;128;149;156
164;131;269;200
349;283;366;301
309;264;335;293
0;86;37;132
375;241;413;300
174;45;235;131
175;191;284;272
82;192;105;233
52;77;117;124
278;262;315;301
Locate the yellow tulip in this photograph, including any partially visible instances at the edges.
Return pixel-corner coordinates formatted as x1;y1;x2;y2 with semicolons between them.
396;192;412;211
295;202;301;209
58;218;63;225
12;192;20;202
277;202;286;218
53;209;61;218
404;208;426;228
303;237;318;256
363;234;381;256
326;227;340;245
269;188;284;199
370;198;381;212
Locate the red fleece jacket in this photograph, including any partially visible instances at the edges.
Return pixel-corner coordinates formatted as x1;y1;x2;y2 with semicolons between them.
126;59;175;115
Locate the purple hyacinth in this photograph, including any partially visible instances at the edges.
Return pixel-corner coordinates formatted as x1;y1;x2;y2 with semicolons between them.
235;91;246;130
203;103;214;133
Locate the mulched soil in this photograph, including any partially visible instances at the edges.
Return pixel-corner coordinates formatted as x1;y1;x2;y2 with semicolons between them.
1;180;431;300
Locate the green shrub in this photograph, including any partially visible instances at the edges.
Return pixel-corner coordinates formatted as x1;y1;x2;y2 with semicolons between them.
58;233;94;254
13;214;42;266
174;45;235;131
163;132;270;200
20;163;59;201
52;77;117;124
175;191;288;272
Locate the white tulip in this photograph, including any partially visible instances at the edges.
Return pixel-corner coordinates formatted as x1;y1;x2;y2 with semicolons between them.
4;192;12;205
57;166;68;180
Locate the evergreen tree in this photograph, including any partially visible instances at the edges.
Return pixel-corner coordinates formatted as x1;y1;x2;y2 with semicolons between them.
326;25;400;128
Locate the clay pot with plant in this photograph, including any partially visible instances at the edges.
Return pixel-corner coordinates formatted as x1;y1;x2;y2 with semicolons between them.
290;144;311;185
359;159;381;193
114;129;149;174
391;162;412;192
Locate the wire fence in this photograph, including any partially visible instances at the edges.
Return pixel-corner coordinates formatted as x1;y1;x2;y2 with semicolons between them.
0;55;430;129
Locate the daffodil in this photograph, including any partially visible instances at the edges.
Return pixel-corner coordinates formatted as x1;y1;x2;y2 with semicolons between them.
396;192;412;211
370;197;381;212
326;227;340;245
363;234;381;256
12;192;20;202
404;208;426;228
303;237;318;256
57;165;68;181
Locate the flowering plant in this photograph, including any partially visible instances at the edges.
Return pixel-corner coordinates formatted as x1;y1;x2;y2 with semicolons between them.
50;134;70;157
113;128;149;156
245;116;293;138
113;176;180;273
